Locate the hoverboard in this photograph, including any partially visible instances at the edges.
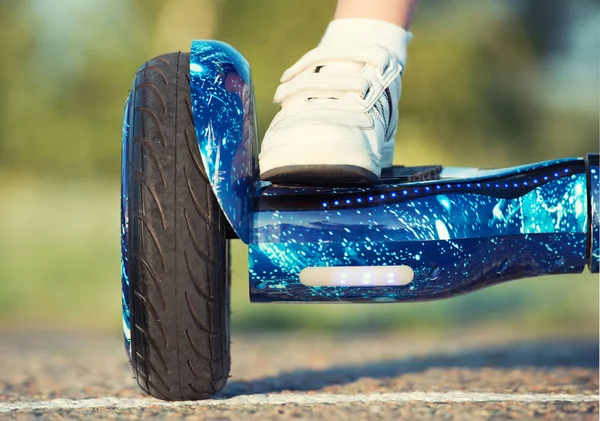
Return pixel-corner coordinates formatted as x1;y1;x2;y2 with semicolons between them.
120;41;599;401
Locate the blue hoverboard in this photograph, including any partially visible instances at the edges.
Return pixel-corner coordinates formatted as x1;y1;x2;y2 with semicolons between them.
121;41;599;401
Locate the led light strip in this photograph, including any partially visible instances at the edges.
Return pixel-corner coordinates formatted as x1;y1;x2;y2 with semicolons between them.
299;265;415;287
320;168;572;209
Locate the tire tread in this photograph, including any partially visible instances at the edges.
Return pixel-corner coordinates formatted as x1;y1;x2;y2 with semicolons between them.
127;52;230;401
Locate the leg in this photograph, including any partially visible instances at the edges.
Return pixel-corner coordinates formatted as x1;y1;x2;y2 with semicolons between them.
259;0;419;185
334;0;419;29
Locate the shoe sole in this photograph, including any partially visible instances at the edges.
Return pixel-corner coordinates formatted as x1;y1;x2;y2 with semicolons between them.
259;144;384;186
261;165;380;186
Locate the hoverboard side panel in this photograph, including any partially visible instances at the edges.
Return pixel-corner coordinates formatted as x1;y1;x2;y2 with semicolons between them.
250;159;589;302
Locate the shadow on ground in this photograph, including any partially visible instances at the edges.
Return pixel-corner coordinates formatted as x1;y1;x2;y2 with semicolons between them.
222;339;599;395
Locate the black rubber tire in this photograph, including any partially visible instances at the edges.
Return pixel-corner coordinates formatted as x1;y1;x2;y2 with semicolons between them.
126;52;230;401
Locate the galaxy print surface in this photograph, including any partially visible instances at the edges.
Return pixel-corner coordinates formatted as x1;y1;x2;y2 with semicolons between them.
122;40;599;329
120;92;132;356
189;40;258;243
587;154;599;272
249;160;590;302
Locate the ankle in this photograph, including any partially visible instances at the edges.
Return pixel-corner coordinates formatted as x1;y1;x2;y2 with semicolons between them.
333;0;419;30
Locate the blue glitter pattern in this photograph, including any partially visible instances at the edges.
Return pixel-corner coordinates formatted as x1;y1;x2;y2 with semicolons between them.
120;92;132;356
189;40;258;243
123;42;599;324
587;154;599;272
249;160;592;302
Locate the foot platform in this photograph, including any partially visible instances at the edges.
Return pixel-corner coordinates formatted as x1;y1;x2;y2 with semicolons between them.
380;165;442;184
264;164;443;187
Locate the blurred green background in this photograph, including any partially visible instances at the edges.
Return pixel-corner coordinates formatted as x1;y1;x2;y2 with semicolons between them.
0;0;598;335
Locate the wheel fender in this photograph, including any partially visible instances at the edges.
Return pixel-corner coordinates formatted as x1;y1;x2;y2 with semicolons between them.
189;40;258;243
587;153;599;272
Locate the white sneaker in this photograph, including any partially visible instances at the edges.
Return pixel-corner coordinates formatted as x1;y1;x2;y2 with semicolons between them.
259;43;404;185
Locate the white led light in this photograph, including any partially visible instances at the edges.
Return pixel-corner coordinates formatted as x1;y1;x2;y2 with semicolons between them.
299;266;414;287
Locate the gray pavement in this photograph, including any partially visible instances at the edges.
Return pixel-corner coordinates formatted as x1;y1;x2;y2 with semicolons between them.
0;330;598;420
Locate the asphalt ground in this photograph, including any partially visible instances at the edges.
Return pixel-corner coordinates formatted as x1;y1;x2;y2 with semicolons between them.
0;329;598;420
